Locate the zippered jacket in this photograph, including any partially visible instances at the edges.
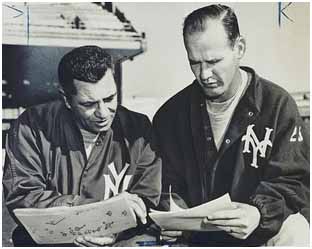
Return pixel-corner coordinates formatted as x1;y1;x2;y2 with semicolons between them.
153;66;309;245
3;101;161;214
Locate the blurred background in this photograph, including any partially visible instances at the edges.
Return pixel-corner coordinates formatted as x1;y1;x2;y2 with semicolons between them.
2;2;310;246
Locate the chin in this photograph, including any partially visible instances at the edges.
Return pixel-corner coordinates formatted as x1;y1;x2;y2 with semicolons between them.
204;92;224;100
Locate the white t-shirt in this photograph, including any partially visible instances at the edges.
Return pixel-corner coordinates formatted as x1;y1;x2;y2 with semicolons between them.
206;69;249;150
79;128;100;158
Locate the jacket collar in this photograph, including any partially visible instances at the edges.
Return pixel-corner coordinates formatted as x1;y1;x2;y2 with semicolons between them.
190;66;261;115
240;66;262;114
189;66;263;197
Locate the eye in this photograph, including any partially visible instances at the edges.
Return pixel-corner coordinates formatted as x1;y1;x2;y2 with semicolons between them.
189;60;200;66
81;102;96;108
208;59;222;65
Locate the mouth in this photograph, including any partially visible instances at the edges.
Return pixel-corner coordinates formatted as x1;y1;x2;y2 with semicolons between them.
94;119;109;126
201;80;220;88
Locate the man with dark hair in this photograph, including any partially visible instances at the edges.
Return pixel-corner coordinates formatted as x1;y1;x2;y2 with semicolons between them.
3;45;161;246
153;4;309;246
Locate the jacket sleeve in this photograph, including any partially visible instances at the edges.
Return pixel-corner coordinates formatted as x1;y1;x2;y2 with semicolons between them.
152;114;189;211
249;96;309;241
3;112;95;213
127;115;162;209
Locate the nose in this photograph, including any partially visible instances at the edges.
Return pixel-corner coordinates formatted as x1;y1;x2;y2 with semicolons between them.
95;100;109;118
200;63;213;81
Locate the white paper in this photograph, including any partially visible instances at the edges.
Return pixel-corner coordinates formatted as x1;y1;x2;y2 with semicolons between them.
13;195;137;244
150;192;234;231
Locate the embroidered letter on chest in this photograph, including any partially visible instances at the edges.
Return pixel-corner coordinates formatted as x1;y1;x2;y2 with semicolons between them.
103;163;132;200
241;124;273;168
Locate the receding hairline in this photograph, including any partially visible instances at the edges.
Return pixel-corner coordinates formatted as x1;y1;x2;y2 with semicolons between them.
183;6;228;34
183;18;230;46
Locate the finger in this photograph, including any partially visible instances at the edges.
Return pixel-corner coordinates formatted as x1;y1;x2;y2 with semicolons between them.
215;225;245;236
228;232;246;240
203;218;245;227
73;237;85;247
206;208;243;220
161;236;178;242
83;235;115;246
161;230;183;237
128;199;147;224
127;193;147;216
74;236;95;247
226;229;249;240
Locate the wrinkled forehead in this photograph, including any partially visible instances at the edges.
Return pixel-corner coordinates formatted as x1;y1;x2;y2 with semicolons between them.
72;69;116;101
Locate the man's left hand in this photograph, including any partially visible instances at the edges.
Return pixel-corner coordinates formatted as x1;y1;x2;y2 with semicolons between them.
203;202;260;240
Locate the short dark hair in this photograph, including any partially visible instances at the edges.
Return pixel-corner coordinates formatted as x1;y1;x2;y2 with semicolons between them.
183;4;240;47
58;45;114;95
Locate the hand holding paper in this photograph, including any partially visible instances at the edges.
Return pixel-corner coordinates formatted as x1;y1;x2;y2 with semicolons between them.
150;187;234;232
73;192;147;246
203;201;260;239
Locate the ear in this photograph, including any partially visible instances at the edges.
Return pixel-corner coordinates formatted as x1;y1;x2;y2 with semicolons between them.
234;36;246;59
58;86;71;109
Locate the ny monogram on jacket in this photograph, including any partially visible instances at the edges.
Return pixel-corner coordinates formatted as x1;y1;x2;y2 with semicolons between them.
241;124;273;168
103;163;132;200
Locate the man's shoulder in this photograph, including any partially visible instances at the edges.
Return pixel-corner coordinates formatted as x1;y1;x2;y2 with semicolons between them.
243;67;297;110
256;74;297;109
18;100;63;123
259;76;291;98
115;105;154;144
116;105;152;136
154;83;194;121
118;105;150;123
248;70;300;121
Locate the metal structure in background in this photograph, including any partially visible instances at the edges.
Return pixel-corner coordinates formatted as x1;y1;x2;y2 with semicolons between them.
291;92;310;122
2;1;146;143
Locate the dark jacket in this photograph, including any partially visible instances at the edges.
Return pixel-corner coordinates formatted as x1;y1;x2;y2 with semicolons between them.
153;66;309;245
3;100;161;213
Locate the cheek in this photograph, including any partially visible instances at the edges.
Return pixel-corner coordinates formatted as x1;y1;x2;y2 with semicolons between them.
215;61;234;81
108;101;118;112
190;65;200;77
76;107;95;119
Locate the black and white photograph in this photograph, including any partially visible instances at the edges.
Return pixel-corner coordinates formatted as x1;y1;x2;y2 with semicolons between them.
2;1;310;247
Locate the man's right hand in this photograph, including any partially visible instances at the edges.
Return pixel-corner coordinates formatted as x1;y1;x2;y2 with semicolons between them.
159;230;183;243
118;191;147;225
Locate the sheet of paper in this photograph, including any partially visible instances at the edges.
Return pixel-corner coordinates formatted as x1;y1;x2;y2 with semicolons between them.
13;195;137;244
150;193;234;231
169;185;186;212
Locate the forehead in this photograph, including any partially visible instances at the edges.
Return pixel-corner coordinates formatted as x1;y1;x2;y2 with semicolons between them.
185;20;231;56
72;69;116;100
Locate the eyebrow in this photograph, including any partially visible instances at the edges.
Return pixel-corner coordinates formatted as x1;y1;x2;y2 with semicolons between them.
102;92;117;102
79;92;117;105
189;58;223;64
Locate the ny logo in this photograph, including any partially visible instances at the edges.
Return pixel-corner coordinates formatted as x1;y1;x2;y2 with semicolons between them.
103;163;132;200
242;124;273;168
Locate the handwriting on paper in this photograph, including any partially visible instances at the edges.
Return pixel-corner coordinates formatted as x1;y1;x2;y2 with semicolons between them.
14;196;137;244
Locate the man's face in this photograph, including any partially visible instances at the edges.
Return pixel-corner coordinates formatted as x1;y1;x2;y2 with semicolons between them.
184;19;245;102
66;69;118;134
